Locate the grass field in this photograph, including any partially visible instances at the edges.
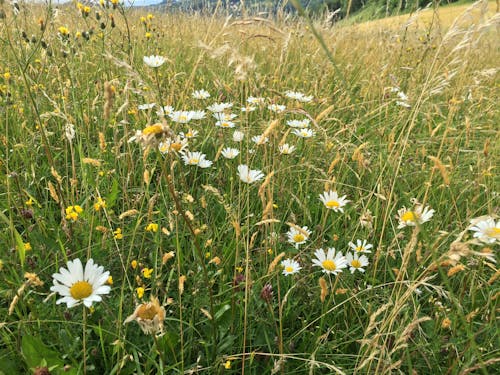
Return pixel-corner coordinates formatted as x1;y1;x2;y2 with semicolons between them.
0;0;499;374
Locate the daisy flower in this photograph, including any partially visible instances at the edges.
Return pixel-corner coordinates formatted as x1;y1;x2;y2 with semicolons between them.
251;135;269;145
169;111;194;124
469;216;500;244
207;102;233;112
192;89;210;99
143;55;166;68
156;105;174;117
345;252;369;273
397;203;435;228
138;103;156;111
237;164;264;184
233;130;245;142
158;136;188;154
286;119;310;128
292;128;315;138
319;191;350;212
247;96;265;105
221;147;240;159
50;258;111;308
268;104;286;113
190;110;206;120
312;248;347;275
181;151;213;168
179;129;198;139
348;239;373;254
216;120;236;129
281;259;302;276
124;296;166;335
279;143;296;155
286;225;312;249
285;90;313;102
240;105;256;112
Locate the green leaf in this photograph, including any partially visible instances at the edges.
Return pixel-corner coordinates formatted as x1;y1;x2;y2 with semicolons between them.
0;210;25;267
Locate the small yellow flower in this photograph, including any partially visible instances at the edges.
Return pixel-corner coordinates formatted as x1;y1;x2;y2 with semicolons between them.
136;287;145;299
224;360;231;369
107;276;113;285
0;259;3;270
24;242;32;251
131;260;138;269
140;16;146;23
205;252;211;259
3;72;11;80
141;268;153;279
267;248;273;255
58;26;70;36
147;14;154;20
145;223;158;232
441;317;451;329
74;205;83;214
145;32;152;39
113;228;123;240
93;197;107;211
25;198;33;207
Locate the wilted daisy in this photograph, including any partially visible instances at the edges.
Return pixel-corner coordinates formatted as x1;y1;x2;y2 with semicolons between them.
345;252;369;273
233;130;245;142
397;203;435;228
143;55;166;68
469;216;500;244
247;96;265;105
158;136;188;154
292;128;315;138
124;296;166;335
156;105;174;117
192;89;210;99
251;135;269;145
181;151;213;168
213;112;237;121
279;143;296;155
237;164;264;184
138;103;156;111
319;191;350;212
169;111;194;124
287;119;310;128
221;147;240;159
216;120;236;129
312;248;347;275
128;123;171;148
286;225;312;249
281;259;302;276
348;239;373;254
285;90;313;102
268;104;286;113
207;102;233;112
50;258;111;308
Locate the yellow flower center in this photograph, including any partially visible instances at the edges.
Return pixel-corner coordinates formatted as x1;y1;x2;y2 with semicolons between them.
355;246;363;252
401;211;419;222
285;266;294;273
292;233;305;243
351;259;361;268
69;281;93;300
190;158;199;164
136;304;159;320
142;124;163;135
486;227;500;237
322;259;336;271
326;200;339;208
179;115;187;122
170;143;182;152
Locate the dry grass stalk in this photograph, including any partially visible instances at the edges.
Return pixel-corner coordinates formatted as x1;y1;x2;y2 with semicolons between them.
268;252;286;274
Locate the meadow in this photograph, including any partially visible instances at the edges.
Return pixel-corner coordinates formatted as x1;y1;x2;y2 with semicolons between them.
0;0;499;374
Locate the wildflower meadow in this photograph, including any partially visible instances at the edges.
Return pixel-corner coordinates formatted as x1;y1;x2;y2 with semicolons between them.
0;0;499;374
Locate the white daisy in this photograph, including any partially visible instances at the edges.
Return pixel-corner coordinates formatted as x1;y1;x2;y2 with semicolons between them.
292;128;315;138
251;135;269;145
469;216;500;244
158;136;188;154
143;55;166;68
319;191;350;212
213;112;237;121
285;90;313;102
207;102;233;113
181;151;212;168
179;129;198;139
286;225;312;249
348;239;373;254
240;105;257;112
312;248;347;275
221;147;240;159
233;130;245;142
50;258;111;308
216;120;236;129
247;96;265;105
286;119;310;128
397;203;435;228
138;103;156;111
237;164;264;184
192;89;210;99
169;111;194;124
281;258;302;276
268;104;286;113
279;143;296;155
345;252;369;273
156;105;174;117
190;110;206;120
